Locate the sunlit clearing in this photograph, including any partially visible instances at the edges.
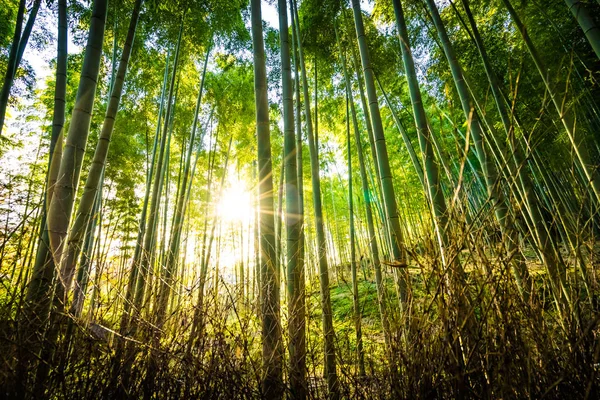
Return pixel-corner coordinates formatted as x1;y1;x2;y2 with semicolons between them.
216;175;254;224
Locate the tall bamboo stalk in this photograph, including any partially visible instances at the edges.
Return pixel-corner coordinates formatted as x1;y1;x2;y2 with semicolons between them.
564;0;600;60
334;21;394;371
350;0;409;309
280;0;306;397
24;0;68;329
132;19;183;319
457;0;567;301
424;0;539;304
0;0;42;135
392;0;452;265
291;0;339;396
46;0;108;284
345;88;365;376
155;44;210;335
251;0;283;396
59;0;144;304
501;0;600;206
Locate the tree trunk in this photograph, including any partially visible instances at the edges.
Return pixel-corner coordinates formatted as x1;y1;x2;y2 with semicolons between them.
45;0;108;307
27;0;106;394
155;44;209;335
59;0;144;303
392;0;452;265
424;0;542;304
335;20;393;376
458;0;566;301
350;0;409;307
345;88;365;376
502;0;600;206
251;0;283;397
292;17;307;395
291;1;339;397
23;0;67;332
564;0;600;60
343;16;389;255
281;1;306;398
132;19;183;319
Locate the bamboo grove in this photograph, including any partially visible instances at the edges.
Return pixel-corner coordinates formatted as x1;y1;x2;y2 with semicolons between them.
0;0;599;398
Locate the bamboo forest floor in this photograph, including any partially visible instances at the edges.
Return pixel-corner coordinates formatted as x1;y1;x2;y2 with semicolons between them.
2;242;599;399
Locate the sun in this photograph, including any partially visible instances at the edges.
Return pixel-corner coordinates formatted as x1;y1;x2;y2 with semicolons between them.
216;175;254;224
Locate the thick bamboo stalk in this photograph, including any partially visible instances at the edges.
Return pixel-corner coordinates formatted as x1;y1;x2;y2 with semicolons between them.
281;1;306;397
350;0;409;308
291;0;339;396
46;0;108;282
25;0;68;325
250;0;283;396
59;0;144;303
564;0;600;60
